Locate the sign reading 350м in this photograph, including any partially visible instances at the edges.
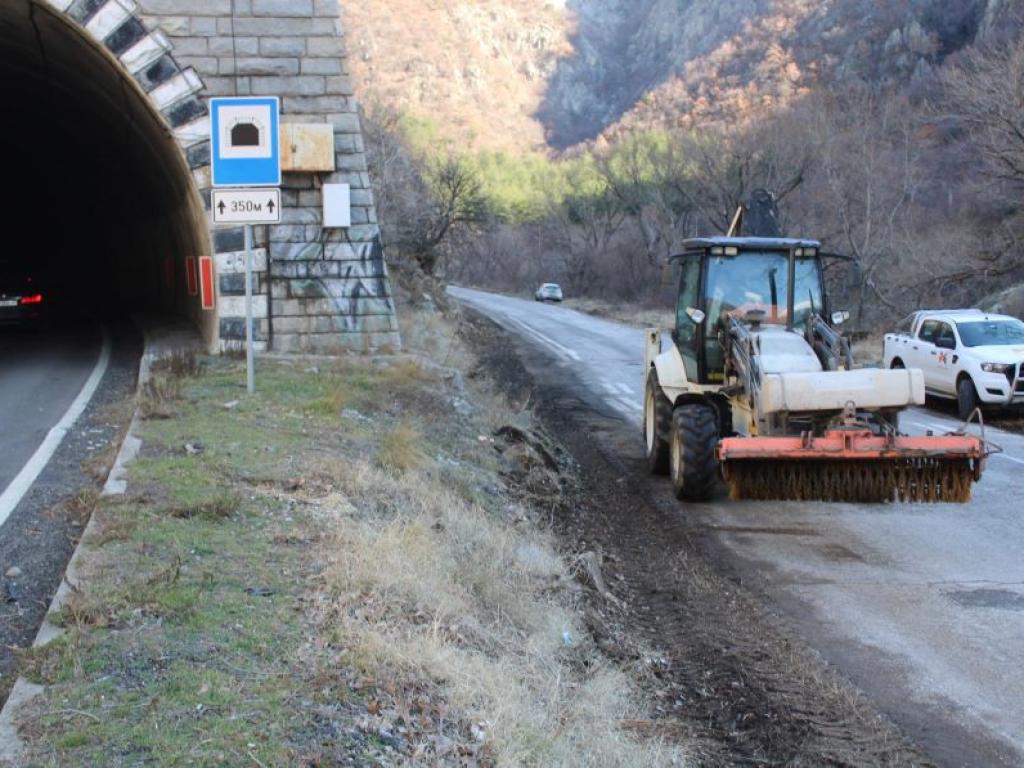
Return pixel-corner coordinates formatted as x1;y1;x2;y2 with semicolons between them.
210;97;281;187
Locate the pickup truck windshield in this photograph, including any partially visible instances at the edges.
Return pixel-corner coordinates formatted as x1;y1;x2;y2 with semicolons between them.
956;319;1024;347
705;252;822;329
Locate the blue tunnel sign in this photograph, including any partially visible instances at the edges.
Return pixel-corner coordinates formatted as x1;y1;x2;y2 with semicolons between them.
210;97;281;187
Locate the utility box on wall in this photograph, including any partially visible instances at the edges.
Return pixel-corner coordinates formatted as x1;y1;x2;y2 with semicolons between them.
280;124;335;172
323;183;351;228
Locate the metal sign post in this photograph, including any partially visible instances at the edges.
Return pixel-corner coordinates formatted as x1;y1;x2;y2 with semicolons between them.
244;225;255;394
210;97;282;395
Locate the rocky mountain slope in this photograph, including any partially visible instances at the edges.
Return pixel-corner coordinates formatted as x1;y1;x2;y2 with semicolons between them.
343;0;1014;152
343;0;572;152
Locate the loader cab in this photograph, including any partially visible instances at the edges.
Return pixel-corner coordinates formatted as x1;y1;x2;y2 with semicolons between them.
672;237;826;384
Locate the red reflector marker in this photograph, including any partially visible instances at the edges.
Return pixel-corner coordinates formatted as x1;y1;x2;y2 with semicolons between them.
19;293;43;305
199;256;215;310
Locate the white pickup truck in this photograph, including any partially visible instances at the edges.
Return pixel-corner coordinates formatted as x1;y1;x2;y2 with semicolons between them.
883;308;1024;418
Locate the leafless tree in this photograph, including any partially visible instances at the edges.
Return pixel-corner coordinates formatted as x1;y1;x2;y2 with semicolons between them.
405;157;491;275
549;162;628;295
941;35;1024;188
678;114;815;233
808;87;926;318
594;135;698;270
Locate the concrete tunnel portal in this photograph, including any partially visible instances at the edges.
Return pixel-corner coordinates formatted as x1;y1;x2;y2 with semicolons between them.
1;0;211;338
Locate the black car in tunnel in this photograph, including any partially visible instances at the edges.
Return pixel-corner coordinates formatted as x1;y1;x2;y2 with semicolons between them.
0;258;48;328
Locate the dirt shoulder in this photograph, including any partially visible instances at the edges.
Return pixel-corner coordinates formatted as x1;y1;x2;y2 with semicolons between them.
460;309;932;766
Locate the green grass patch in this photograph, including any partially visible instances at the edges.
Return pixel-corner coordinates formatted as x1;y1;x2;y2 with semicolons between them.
17;358;411;766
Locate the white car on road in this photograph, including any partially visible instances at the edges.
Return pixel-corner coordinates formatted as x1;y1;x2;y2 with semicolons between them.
883;308;1024;419
534;283;563;302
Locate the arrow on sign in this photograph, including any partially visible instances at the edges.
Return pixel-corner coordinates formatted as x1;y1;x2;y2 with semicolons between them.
217;201;226;215
267;198;276;214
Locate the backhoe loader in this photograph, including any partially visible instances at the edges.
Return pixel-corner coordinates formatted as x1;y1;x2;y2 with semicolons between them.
643;198;986;503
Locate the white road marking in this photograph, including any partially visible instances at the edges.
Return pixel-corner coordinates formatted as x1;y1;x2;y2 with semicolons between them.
0;326;111;528
613;396;641;416
510;319;582;361
993;453;1024;466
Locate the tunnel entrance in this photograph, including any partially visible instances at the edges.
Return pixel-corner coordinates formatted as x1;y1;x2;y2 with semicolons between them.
0;0;211;338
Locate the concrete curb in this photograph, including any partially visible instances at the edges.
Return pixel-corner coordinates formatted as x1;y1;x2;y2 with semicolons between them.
0;319;202;764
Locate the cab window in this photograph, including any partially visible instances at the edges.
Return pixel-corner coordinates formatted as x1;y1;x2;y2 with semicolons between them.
934;322;956;349
674;255;701;382
918;320;939;343
703;251;822;378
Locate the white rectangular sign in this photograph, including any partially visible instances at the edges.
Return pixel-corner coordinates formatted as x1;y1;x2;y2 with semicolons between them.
323;183;351;228
212;188;282;224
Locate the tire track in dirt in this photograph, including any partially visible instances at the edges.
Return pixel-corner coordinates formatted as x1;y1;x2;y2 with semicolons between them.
462;310;932;766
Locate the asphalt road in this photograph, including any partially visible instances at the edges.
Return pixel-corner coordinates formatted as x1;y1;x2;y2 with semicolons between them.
0;326;107;500
450;285;1024;766
0;322;138;696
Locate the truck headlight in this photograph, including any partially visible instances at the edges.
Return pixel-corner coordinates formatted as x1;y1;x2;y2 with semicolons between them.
981;363;1011;373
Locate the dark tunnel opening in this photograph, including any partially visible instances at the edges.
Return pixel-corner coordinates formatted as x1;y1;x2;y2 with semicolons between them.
0;0;210;337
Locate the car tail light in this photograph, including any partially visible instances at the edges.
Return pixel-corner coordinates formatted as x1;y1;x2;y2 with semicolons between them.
19;293;43;305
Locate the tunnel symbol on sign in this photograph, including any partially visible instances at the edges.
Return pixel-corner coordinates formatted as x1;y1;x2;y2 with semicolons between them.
231;122;260;147
218;104;273;159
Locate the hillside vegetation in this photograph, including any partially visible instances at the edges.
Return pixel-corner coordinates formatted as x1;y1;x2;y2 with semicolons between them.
343;0;571;153
351;0;1024;329
347;0;1010;152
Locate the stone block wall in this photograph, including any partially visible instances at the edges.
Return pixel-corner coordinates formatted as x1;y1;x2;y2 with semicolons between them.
137;0;400;352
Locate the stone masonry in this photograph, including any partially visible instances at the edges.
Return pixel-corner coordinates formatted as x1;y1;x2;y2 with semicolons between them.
129;0;400;352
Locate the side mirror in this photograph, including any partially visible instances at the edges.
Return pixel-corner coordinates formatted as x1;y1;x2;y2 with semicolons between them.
686;307;706;324
831;310;850;326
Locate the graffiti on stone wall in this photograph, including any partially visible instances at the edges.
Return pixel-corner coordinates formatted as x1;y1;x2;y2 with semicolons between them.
270;235;397;338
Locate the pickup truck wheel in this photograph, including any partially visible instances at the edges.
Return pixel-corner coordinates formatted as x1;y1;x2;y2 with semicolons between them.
957;377;980;421
890;358;905;369
644;370;672;475
669;403;719;502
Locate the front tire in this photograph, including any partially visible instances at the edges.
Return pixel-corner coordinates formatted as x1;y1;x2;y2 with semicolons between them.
644;370;672;475
669;403;720;502
957;377;980;421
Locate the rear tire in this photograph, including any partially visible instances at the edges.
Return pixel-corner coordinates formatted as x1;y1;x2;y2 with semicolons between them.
644;370;672;475
957;376;980;421
669;403;720;502
891;358;905;369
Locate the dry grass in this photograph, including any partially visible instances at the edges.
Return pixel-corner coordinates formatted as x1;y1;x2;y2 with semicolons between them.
137;350;201;420
374;421;425;473
307;376;350;416
563;298;674;330
308;291;686;765
317;459;684;766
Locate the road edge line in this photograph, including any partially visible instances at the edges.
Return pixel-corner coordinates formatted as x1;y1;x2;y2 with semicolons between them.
0;327;112;528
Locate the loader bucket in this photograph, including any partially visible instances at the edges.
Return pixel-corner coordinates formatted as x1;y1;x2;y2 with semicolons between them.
718;429;985;503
